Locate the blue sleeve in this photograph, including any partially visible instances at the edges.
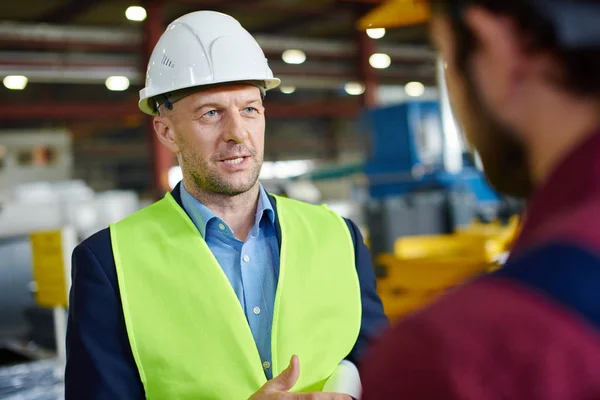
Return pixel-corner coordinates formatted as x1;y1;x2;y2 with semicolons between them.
65;237;144;399
343;218;390;364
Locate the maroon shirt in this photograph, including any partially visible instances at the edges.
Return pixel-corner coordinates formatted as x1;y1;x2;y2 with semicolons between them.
360;131;600;399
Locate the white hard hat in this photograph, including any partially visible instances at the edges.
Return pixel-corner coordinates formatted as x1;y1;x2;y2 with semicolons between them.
139;11;281;116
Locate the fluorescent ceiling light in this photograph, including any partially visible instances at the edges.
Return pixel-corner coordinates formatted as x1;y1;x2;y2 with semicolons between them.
366;28;386;39
280;86;296;94
344;82;365;96
282;49;306;65
3;75;28;90
369;53;391;69
105;76;130;91
405;81;425;97
126;6;147;21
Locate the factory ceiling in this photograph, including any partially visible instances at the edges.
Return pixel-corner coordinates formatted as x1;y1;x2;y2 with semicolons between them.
0;0;434;195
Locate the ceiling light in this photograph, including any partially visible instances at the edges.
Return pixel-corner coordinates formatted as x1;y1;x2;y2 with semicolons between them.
126;6;147;22
404;81;425;97
105;76;130;91
369;53;391;69
344;82;365;96
3;75;28;90
280;86;296;94
366;28;386;39
282;49;306;65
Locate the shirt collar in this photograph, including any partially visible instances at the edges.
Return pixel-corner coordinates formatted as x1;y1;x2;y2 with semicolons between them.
179;182;275;238
256;183;275;227
513;129;600;253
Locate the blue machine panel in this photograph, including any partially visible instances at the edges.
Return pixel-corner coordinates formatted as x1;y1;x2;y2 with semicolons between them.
362;101;500;204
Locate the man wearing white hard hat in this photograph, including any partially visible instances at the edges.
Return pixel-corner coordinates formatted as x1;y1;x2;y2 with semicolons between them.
65;11;388;400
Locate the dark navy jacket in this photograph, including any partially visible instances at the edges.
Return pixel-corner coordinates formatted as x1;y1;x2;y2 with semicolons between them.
65;185;389;399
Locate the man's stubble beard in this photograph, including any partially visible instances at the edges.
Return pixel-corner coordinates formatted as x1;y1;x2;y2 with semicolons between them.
458;68;534;199
181;148;263;197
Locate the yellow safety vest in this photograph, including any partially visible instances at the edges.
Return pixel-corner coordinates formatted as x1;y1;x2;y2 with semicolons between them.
110;192;361;399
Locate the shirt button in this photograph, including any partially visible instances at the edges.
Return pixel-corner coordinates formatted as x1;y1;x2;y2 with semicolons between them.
253;306;261;315
243;255;250;263
218;223;225;231
262;361;271;370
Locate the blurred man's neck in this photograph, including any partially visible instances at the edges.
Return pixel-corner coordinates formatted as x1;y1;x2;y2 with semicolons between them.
522;90;600;187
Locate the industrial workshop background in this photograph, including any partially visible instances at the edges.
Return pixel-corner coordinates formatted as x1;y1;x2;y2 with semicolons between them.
0;1;522;398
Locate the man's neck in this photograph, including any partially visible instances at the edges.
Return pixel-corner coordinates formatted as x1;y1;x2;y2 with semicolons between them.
523;92;600;187
184;179;261;242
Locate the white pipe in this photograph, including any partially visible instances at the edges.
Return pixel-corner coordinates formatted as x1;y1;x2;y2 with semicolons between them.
437;57;464;173
0;21;141;45
0;21;436;60
0;65;141;84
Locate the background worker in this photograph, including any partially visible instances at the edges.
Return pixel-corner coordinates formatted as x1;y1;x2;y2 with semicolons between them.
65;11;388;400
359;0;600;398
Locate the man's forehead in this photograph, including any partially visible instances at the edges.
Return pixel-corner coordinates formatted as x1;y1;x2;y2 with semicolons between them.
190;84;261;103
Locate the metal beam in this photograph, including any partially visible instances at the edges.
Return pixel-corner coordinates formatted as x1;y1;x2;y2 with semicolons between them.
0;58;436;86
0;23;435;60
36;0;97;24
254;5;353;35
266;100;361;118
0;21;141;47
0;100;361;120
0;102;139;120
172;0;330;15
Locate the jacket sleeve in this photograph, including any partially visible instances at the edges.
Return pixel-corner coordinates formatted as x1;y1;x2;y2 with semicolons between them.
343;218;390;365
65;241;144;399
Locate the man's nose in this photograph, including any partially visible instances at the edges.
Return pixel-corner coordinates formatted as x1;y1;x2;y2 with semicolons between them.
221;112;248;144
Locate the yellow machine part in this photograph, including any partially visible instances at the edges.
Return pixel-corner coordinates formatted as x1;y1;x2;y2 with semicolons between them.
376;219;520;322
394;235;505;264
358;0;431;30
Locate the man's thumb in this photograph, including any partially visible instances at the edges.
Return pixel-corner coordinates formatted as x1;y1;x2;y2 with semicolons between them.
266;355;300;391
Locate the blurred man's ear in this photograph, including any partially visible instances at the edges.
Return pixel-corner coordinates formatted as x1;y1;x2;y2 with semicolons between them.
462;7;527;112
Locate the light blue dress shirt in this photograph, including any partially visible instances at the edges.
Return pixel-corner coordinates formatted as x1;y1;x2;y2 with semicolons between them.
180;183;280;379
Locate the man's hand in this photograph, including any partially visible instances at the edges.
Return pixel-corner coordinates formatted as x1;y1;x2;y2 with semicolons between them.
248;355;352;400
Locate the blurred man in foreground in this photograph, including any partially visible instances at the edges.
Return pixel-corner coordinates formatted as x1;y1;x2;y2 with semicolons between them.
360;0;600;398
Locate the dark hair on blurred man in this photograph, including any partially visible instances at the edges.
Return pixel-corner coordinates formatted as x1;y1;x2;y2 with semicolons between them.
360;0;600;398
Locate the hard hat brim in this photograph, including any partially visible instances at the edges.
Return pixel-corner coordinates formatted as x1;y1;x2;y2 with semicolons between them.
139;77;281;116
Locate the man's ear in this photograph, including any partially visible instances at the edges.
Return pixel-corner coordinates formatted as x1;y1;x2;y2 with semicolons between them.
463;6;528;111
153;116;180;153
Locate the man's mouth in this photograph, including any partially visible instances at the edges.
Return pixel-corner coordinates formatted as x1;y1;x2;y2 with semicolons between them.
222;157;245;165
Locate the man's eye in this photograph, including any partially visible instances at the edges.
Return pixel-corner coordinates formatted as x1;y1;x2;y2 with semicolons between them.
204;110;218;117
243;107;257;113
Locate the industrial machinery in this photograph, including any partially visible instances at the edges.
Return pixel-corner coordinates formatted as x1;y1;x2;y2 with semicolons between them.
0;180;140;366
362;99;523;245
361;99;523;322
376;217;519;321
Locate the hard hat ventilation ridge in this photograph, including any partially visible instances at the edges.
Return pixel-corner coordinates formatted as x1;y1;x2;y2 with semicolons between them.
160;54;175;68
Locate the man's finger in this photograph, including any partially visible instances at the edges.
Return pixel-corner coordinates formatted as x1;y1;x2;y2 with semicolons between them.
263;355;300;392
